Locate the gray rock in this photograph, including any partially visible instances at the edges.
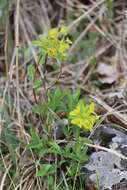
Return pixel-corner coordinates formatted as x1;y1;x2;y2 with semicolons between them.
84;125;127;190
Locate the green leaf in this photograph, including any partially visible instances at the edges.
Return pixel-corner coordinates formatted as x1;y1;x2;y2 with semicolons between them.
36;164;55;177
63;143;72;157
1;128;20;163
38;50;47;65
67;89;80;111
29;128;41;143
71;139;90;162
27;129;43;155
47;175;54;187
80;137;93;144
106;0;113;18
32;102;48;117
33;79;42;90
67;161;79;177
48;88;65;111
27;64;35;81
49;141;62;155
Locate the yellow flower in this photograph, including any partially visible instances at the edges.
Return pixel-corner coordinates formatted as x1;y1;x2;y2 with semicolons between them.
48;28;58;39
69;100;98;132
59;26;68;35
66;38;72;45
69;106;80;116
71;118;84;127
33;26;72;61
59;41;69;53
48;48;57;57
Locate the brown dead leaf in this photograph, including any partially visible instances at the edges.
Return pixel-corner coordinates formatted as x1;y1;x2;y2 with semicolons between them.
97;63;117;76
97;63;118;84
100;76;118;84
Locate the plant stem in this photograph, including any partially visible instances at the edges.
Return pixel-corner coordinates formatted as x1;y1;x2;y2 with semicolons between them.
43;54;48;100
46;61;63;94
32;54;43;104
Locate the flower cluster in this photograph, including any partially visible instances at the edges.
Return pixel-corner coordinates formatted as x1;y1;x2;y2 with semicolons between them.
69;100;98;132
33;26;72;61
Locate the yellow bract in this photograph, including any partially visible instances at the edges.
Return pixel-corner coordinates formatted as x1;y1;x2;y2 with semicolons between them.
66;38;72;44
59;26;68;35
48;48;57;57
69;100;98;132
48;28;58;39
70;106;80;116
34;26;72;60
59;41;69;53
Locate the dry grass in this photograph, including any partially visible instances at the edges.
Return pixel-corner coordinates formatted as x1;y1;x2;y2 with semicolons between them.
1;0;127;189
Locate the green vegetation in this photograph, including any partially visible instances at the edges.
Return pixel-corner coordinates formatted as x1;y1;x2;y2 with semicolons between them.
26;27;98;189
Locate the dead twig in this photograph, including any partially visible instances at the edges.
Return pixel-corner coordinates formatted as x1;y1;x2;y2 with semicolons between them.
90;95;127;128
15;0;21;124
